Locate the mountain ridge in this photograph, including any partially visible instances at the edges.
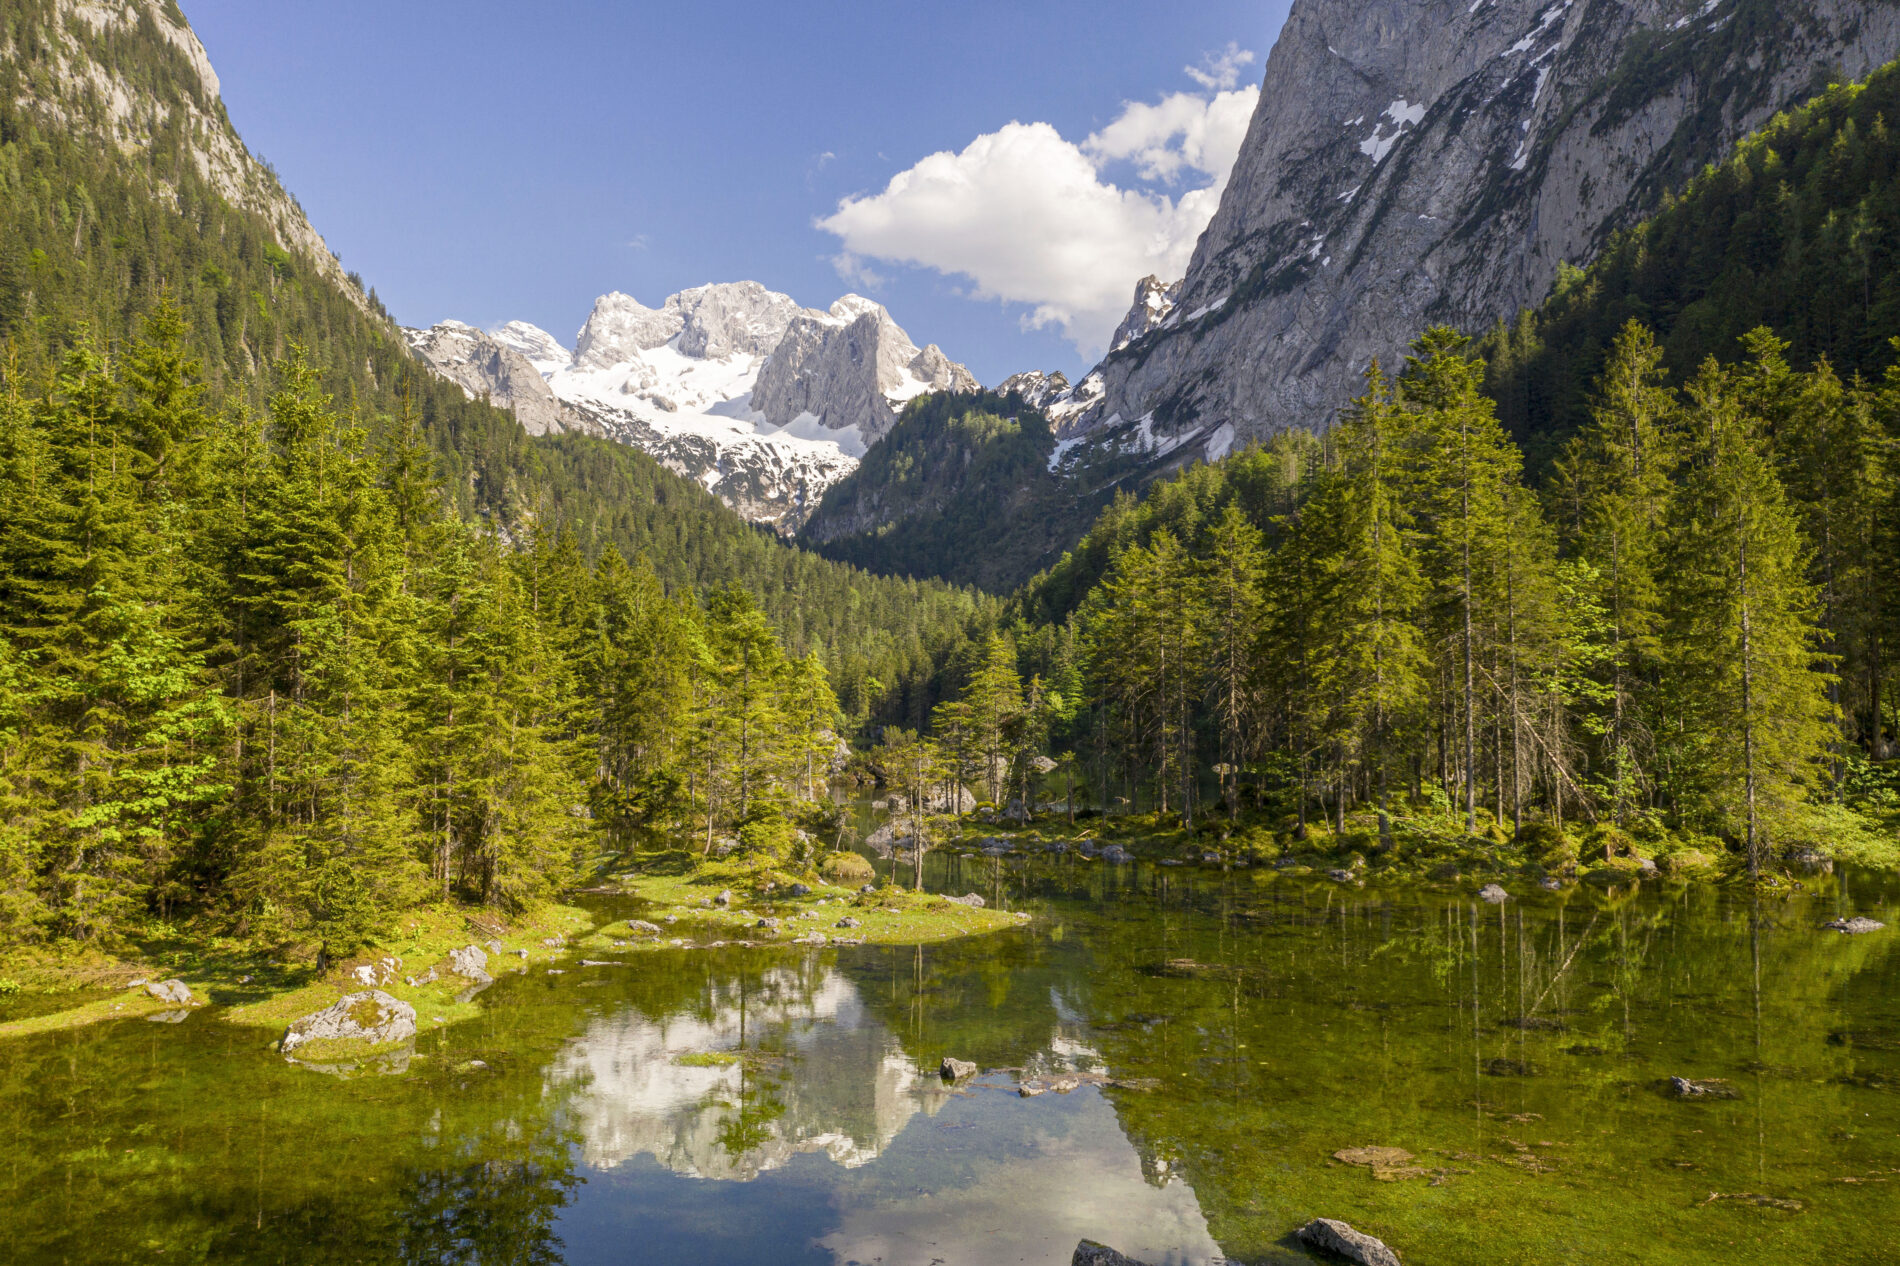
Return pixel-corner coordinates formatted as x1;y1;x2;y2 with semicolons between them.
406;284;977;532
1065;0;1900;450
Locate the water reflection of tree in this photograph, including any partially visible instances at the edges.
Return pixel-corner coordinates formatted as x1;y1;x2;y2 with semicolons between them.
397;1147;579;1266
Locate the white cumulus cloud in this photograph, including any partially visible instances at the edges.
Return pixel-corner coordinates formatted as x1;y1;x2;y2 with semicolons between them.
816;52;1259;359
1186;41;1256;91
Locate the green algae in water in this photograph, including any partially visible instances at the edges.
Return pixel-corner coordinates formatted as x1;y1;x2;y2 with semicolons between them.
0;864;1895;1264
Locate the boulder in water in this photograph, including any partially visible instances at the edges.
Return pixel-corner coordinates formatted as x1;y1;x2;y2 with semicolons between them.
939;1057;979;1081
1478;884;1510;903
1296;1218;1403;1266
1072;1242;1151;1266
1824;917;1885;934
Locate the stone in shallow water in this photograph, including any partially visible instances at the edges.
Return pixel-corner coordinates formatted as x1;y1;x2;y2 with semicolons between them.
1072;1242;1150;1266
1824;917;1885;934
1297;1217;1403;1266
282;990;416;1058
939;1057;978;1081
1478;884;1510;903
1669;1076;1739;1099
1335;1146;1415;1168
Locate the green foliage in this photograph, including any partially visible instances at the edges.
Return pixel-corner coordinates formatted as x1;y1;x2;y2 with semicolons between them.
0;21;999;744
1019;325;1879;867
1481;61;1900;470
0;325;854;949
820;851;875;885
800;391;1110;592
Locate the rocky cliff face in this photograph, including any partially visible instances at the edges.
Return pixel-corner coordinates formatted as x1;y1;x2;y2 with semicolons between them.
403;322;592;438
410;286;978;532
15;0;373;318
752;297;979;446
1074;0;1900;449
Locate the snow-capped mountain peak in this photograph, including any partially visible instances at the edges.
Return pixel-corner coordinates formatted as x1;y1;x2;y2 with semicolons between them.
404;282;977;532
492;321;571;375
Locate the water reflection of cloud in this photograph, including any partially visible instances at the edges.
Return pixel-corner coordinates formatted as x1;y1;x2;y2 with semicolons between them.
819;1089;1222;1266
549;966;946;1181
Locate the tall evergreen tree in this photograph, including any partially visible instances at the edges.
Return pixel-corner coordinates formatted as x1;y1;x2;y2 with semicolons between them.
1662;358;1837;872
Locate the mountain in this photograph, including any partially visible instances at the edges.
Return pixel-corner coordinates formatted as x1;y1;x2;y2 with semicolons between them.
1059;0;1900;454
1481;59;1900;465
401;322;595;439
406;286;977;532
797;391;1117;592
1;0;999;728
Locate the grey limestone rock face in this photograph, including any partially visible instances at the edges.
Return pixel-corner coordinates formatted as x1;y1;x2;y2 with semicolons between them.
996;370;1072;409
572;282;811;368
753;297;977;444
1297;1217;1403;1266
281;990;417;1057
1108;276;1184;353
404;322;589;438
1079;0;1900;450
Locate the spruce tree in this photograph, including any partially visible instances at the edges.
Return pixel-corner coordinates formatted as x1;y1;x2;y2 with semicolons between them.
1662;358;1837;872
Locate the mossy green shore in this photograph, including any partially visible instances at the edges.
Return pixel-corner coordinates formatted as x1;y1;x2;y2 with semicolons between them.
0;863;1026;1045
936;801;1890;892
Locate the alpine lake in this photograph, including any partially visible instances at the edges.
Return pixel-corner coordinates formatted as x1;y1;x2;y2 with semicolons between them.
4;845;1898;1266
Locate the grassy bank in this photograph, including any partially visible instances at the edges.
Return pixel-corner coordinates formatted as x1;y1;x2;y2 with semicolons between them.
0;858;1029;1043
583;856;1028;950
931;800;1890;892
0;903;596;1043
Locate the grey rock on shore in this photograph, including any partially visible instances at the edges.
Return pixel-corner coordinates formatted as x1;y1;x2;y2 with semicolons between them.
448;944;492;984
1072;1242;1151;1266
144;979;194;1006
281;990;417;1057
1297;1217;1403;1266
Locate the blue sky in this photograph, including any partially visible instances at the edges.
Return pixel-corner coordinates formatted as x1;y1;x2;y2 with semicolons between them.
183;1;1293;383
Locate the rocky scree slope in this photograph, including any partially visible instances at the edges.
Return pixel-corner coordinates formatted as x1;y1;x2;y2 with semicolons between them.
1063;0;1900;453
407;285;976;532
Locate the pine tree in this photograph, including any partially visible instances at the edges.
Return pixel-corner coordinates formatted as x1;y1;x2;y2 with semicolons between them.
1307;365;1429;847
1662;358;1837;872
1548;320;1679;823
1202;503;1267;819
1401;328;1523;834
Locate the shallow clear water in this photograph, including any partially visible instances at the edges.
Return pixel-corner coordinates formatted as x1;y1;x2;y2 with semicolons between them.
4;857;1898;1265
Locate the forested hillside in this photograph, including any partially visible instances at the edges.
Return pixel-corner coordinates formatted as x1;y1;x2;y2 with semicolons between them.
1483;64;1900;469
0;0;996;733
973;325;1898;874
799;391;1114;592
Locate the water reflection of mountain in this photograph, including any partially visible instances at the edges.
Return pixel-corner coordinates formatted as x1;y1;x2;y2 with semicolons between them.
550;964;949;1181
